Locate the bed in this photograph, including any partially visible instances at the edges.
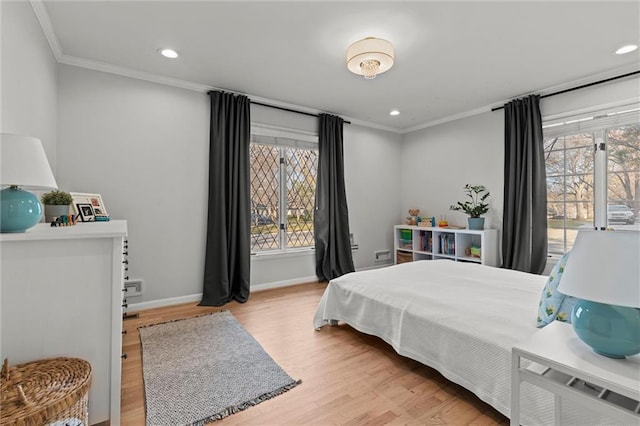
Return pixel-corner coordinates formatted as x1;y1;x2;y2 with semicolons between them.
313;260;591;425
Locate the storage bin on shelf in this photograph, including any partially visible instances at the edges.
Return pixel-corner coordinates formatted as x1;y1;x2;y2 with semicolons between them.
1;357;92;426
399;229;412;240
397;251;413;264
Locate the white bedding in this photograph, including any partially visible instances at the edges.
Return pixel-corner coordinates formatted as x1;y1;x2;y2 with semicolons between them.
313;260;553;424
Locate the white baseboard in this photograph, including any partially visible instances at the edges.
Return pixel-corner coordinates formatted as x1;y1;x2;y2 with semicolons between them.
127;263;392;312
127;293;202;312
251;275;320;292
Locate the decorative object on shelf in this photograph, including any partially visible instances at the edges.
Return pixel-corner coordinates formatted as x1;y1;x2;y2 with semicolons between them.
0;134;58;233
41;190;73;223
50;214;79;227
438;215;448;227
406;209;419;225
465;244;481;258
346;37;394;80
70;192;109;218
76;203;96;222
557;230;640;358
449;184;490;230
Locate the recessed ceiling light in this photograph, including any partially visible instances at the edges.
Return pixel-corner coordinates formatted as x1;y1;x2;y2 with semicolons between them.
615;44;638;55
159;48;179;59
389;110;400;116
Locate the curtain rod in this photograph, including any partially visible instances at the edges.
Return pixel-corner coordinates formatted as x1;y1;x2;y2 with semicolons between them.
251;101;351;124
491;70;640;112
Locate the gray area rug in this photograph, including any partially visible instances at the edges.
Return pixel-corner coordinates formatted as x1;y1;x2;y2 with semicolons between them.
139;311;301;425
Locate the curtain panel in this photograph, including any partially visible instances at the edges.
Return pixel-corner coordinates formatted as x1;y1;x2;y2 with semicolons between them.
314;114;355;281
502;94;548;274
201;91;251;306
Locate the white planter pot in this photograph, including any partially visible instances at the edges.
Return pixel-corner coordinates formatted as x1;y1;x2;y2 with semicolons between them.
44;204;70;223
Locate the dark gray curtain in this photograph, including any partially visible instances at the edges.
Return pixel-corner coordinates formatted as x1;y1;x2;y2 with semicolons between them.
200;91;251;306
502;94;548;274
314;114;355;281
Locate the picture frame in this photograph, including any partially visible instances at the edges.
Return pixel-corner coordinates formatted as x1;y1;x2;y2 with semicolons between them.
76;203;95;222
70;192;109;217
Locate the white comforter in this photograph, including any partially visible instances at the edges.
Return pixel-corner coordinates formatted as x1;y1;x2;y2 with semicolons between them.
313;260;553;424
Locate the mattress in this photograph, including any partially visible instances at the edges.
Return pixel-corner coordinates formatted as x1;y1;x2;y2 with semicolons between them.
313;260;553;424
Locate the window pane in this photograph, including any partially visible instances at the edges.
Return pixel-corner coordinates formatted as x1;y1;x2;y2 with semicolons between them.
563;133;593;149
546;176;565;201
564;146;594;175
544;135;594;255
285;147;317;248
607;124;639;228
250;144;280;251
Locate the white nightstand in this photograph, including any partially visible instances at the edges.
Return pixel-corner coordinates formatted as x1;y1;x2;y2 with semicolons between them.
511;321;640;425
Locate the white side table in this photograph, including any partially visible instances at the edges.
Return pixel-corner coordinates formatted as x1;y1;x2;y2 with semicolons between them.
511;321;640;425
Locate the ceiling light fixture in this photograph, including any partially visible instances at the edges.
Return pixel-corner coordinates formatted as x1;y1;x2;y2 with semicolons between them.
615;44;638;55
346;37;394;80
159;48;179;59
389;110;400;116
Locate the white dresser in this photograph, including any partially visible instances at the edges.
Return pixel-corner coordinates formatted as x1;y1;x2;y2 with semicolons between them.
1;221;127;425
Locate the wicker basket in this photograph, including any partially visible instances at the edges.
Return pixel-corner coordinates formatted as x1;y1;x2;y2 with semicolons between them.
1;357;92;426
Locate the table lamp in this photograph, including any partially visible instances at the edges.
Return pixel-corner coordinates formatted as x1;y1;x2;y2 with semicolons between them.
1;133;58;233
558;230;640;358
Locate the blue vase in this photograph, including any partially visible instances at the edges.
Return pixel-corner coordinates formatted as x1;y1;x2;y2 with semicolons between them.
571;299;640;358
468;217;485;230
0;187;43;232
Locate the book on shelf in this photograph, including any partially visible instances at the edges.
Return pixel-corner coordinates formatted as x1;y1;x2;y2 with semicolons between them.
439;234;455;255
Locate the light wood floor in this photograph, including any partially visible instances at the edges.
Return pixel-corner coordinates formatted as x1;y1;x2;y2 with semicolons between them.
121;282;508;425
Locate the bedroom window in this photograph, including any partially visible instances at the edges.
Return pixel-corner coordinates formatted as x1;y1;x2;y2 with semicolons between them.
543;106;639;255
249;131;318;253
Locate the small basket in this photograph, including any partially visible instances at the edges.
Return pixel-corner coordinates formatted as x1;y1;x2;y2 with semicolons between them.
1;357;92;426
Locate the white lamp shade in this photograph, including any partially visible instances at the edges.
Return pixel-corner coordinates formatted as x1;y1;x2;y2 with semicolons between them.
346;37;394;76
558;230;640;308
0;133;58;189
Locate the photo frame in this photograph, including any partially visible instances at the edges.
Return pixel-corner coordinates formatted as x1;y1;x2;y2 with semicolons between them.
76;203;95;222
70;192;109;217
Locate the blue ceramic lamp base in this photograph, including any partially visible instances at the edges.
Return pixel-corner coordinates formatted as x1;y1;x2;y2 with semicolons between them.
571;299;640;359
0;186;43;233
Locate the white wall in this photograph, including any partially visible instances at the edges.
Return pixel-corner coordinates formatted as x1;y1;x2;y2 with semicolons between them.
344;124;402;267
401;111;504;230
0;1;58;170
57;65;209;304
57;65;402;303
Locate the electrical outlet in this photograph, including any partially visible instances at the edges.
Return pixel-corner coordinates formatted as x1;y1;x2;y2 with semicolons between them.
375;250;391;261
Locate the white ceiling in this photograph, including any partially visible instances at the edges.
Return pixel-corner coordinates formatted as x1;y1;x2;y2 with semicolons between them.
38;1;640;132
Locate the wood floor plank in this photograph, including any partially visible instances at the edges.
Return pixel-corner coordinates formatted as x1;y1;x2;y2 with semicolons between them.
120;282;508;425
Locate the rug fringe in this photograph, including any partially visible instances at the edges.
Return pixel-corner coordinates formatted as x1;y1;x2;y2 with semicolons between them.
138;310;230;330
190;379;302;426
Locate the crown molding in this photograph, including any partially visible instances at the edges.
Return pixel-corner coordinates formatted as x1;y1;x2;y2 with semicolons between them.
59;54;213;92
403;105;493;134
29;0;62;60
57;55;403;134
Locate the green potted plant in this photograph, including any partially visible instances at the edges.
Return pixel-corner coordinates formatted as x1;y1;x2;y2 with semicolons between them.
41;190;73;223
450;184;490;230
